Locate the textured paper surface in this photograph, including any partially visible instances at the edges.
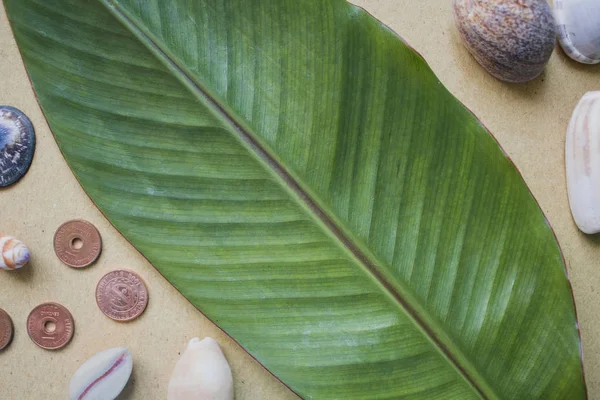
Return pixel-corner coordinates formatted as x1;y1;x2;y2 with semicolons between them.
0;1;599;398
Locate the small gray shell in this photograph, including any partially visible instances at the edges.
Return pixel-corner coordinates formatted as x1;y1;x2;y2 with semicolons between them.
454;0;557;83
0;106;35;187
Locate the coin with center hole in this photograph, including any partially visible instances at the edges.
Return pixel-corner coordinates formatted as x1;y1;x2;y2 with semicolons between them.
27;302;75;350
96;270;149;322
0;308;14;351
0;106;35;187
54;219;102;268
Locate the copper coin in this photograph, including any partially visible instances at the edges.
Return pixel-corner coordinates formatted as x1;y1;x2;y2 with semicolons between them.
0;308;14;351
96;270;149;322
54;219;102;268
27;302;74;350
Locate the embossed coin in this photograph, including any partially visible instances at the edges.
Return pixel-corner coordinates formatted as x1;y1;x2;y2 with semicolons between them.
54;219;102;268
0;106;35;187
27;302;75;350
96;270;149;322
0;308;14;351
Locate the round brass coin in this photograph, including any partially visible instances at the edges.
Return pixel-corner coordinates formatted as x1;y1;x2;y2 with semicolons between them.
27;302;74;350
0;308;14;351
54;219;102;268
96;270;149;322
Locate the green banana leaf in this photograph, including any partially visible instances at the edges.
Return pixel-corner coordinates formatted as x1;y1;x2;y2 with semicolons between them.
4;0;586;398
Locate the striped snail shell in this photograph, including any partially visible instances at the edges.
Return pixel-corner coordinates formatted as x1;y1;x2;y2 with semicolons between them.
0;234;30;270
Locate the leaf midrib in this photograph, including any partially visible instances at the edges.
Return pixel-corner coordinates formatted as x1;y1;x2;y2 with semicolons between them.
100;1;497;398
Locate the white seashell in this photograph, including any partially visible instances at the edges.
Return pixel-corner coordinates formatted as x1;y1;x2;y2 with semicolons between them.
0;234;30;270
566;91;600;234
69;347;133;400
168;337;233;400
555;0;600;64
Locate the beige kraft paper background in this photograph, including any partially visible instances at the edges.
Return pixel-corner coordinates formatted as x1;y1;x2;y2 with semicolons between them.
1;1;599;398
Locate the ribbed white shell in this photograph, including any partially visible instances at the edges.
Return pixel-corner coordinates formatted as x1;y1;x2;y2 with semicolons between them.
69;347;133;400
555;0;600;64
566;91;600;234
0;234;30;270
168;337;233;400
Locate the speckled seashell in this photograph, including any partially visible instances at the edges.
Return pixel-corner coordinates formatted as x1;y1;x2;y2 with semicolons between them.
566;91;600;234
555;0;600;64
69;347;133;400
168;337;234;400
0;234;30;270
453;0;556;83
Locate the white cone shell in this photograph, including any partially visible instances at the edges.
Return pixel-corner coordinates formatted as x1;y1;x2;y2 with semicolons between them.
0;234;30;270
555;0;600;64
168;337;233;400
69;347;133;400
566;91;600;234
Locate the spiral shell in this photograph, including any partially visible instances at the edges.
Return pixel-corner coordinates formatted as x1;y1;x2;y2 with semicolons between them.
0;234;30;270
555;0;600;64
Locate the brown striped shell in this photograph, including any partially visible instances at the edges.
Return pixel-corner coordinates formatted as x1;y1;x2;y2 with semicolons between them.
0;234;30;270
453;0;556;83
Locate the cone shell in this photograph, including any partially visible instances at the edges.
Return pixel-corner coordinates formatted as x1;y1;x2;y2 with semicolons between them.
69;347;133;400
566;91;600;233
168;337;234;400
555;0;600;64
0;234;30;270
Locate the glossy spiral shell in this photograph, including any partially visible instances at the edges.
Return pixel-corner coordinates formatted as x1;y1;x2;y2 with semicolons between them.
0;234;30;270
555;0;600;64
